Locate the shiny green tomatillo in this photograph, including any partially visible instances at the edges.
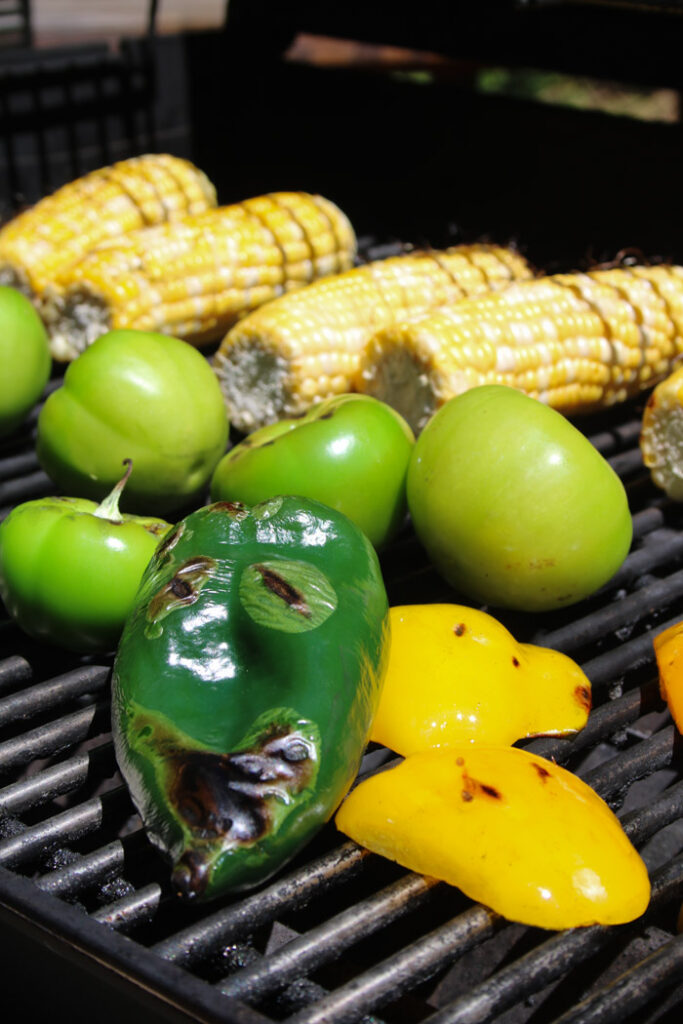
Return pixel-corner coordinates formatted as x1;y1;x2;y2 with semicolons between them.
0;285;51;438
210;393;415;549
36;328;229;515
0;460;171;652
111;495;390;901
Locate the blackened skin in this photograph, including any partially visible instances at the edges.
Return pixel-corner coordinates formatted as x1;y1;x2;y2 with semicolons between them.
169;725;316;899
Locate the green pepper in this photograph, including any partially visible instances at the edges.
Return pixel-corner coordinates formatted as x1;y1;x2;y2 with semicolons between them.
111;495;390;900
0;285;51;438
0;461;171;653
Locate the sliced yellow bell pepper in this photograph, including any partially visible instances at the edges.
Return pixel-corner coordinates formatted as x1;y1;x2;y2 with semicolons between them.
370;604;591;755
335;745;650;930
653;621;683;734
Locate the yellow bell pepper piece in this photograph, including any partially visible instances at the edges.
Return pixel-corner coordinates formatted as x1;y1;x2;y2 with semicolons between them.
653;621;683;734
336;745;650;930
370;604;591;755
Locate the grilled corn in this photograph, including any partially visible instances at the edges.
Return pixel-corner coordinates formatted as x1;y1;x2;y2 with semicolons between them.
356;265;683;433
213;244;533;433
0;154;217;299
41;192;357;361
639;364;683;499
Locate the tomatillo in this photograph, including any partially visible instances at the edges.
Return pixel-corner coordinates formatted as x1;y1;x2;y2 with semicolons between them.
0;285;51;438
210;393;415;548
36;329;229;515
0;460;171;652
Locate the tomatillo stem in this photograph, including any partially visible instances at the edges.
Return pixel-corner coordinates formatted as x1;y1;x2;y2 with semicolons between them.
94;459;133;523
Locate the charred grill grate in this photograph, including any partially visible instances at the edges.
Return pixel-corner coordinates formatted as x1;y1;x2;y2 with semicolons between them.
0;247;682;1021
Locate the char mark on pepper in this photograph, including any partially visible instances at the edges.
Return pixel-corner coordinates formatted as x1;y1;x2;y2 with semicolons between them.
253;563;312;617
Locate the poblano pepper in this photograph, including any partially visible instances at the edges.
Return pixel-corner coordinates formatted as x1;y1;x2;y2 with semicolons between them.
111;495;390;901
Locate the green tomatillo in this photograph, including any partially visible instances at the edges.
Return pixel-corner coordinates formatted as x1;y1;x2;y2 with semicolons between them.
36;328;229;515
0;285;51;438
112;495;390;900
210;393;415;548
0;460;171;652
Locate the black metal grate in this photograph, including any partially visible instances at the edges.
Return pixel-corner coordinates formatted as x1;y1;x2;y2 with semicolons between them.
1;248;682;1021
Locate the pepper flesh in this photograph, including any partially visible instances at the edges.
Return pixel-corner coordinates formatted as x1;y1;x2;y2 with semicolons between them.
370;604;591;754
653;620;683;733
111;496;389;901
336;745;650;930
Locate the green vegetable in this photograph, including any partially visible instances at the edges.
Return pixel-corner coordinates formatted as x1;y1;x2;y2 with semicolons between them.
0;460;171;652
111;495;390;900
210;393;415;548
0;285;51;438
407;385;632;611
36;329;229;515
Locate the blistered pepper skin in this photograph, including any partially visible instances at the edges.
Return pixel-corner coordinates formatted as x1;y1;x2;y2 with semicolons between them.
370;604;591;753
111;496;389;901
336;746;651;930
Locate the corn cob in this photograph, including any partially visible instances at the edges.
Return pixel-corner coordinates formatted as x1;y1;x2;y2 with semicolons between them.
212;244;533;433
640;365;683;499
355;265;683;434
41;192;357;362
0;154;217;299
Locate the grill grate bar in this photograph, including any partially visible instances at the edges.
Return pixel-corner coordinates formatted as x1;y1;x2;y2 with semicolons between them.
0;785;129;868
0;655;32;693
283;905;503;1024
91;882;163;932
0;741;115;815
549;933;683;1024
421;853;683;1024
0;700;108;773
603;527;683;591
0;664;109;728
153;842;370;967
533;569;683;654
217;873;441;1003
36;838;126;898
582;726;678;802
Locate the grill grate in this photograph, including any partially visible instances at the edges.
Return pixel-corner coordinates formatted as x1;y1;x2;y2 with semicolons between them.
1;258;682;1021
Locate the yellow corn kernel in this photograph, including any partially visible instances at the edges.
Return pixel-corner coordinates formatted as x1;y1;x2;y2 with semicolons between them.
0;154;217;298
212;244;533;433
370;604;591;755
639;364;683;501
335;745;651;930
40;192;356;361
356;265;683;434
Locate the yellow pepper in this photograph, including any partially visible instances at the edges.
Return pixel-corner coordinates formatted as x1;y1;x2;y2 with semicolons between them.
653;621;683;734
335;745;651;930
370;604;592;755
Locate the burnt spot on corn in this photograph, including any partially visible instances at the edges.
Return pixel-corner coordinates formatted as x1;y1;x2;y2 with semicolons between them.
461;770;502;802
253;563;311;618
512;656;520;667
453;623;467;637
574;684;592;713
168;723;318;898
147;556;216;622
531;762;552;781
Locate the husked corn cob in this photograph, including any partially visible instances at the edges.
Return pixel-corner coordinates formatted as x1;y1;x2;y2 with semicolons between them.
212;244;533;433
41;192;357;362
0;154;217;298
356;265;683;434
640;366;683;499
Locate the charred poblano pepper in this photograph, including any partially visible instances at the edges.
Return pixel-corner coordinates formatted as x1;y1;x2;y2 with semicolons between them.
111;495;390;901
